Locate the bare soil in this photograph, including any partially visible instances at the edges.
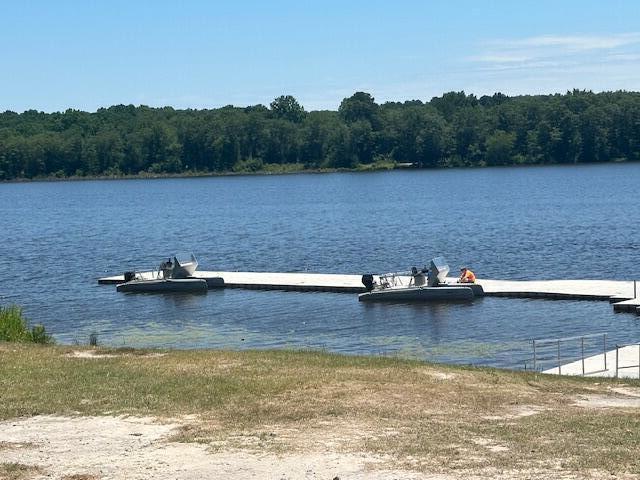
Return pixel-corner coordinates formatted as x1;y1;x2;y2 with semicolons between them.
0;415;434;480
1;406;639;480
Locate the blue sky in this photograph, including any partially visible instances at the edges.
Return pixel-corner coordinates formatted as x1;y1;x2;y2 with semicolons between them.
2;0;639;112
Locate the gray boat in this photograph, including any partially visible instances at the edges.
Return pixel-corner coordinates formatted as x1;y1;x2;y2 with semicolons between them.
116;277;208;293
116;254;209;293
358;257;479;302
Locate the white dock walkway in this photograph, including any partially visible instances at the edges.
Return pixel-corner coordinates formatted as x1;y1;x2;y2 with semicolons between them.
200;271;367;292
99;271;368;293
99;271;637;303
479;278;636;300
543;344;640;379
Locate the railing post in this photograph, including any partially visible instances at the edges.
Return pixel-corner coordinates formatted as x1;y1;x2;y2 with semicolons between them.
638;343;639;379
557;339;561;375
603;334;607;371
634;280;637;299
533;340;537;371
615;345;619;378
581;337;585;375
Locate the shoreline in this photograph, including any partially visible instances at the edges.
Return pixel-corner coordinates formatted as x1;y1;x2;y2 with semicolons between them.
2;158;636;184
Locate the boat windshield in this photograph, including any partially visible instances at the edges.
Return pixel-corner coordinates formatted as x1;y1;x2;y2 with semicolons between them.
174;253;197;265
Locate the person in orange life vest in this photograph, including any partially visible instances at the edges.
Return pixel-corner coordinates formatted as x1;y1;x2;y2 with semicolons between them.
458;267;476;283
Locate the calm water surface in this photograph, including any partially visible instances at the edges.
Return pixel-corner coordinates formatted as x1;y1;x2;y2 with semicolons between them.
1;163;639;368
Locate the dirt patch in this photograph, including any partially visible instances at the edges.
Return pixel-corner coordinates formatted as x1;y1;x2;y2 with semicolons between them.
61;475;101;480
482;404;546;421
64;350;166;359
609;386;640;398
65;351;120;359
573;394;640;408
427;371;457;381
0;416;440;480
470;437;510;453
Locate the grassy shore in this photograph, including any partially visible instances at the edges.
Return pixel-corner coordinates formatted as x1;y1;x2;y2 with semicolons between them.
1;159;398;184
1;343;639;477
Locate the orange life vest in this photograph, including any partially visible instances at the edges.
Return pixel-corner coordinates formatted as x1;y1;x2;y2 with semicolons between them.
462;269;476;283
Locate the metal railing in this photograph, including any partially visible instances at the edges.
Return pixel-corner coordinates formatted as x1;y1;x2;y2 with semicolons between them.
615;342;640;378
529;333;608;375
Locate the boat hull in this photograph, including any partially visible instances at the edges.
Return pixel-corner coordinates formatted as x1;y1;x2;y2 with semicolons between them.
116;278;208;293
358;285;474;302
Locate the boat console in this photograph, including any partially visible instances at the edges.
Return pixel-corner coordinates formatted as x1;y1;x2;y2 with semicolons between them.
428;256;450;286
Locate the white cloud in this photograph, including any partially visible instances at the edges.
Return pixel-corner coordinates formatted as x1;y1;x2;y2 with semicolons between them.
607;52;640;61
445;32;640;98
470;54;533;64
472;32;640;68
514;33;640;51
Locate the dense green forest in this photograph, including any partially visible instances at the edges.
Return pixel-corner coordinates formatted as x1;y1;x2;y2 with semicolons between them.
1;90;639;180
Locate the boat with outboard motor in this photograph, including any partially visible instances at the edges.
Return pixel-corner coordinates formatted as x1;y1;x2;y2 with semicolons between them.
358;257;481;302
116;254;209;293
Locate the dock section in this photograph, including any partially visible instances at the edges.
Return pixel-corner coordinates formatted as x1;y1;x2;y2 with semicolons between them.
197;271;367;293
99;271;367;293
479;278;636;301
479;279;638;315
612;298;640;314
99;271;637;304
543;344;640;379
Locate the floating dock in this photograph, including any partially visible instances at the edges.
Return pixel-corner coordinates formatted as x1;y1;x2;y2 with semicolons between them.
99;271;638;305
479;278;637;302
543;344;640;379
612;298;640;314
99;271;367;293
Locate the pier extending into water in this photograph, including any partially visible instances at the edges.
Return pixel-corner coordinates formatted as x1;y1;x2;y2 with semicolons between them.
99;271;639;311
99;271;367;293
99;270;640;375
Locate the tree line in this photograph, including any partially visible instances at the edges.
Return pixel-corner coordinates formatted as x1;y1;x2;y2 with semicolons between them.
1;89;639;180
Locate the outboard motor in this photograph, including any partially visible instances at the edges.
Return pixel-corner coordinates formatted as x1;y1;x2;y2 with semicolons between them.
411;266;426;286
361;274;375;292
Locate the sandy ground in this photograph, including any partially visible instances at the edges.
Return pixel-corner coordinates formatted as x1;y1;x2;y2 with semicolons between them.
0;415;437;480
3;409;636;480
3;394;640;480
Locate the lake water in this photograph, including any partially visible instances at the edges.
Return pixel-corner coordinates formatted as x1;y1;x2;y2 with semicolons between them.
1;163;639;368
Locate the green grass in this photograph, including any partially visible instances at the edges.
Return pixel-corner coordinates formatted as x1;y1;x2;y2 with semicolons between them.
1;344;639;475
0;305;53;344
